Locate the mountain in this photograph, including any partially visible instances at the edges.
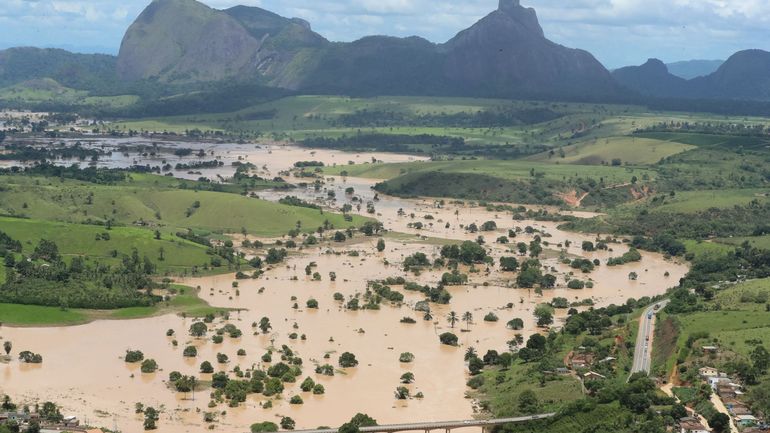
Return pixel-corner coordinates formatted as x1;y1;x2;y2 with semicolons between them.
116;0;623;101
666;59;723;79
690;50;770;100
614;50;770;101
440;0;620;100
0;47;118;91
117;0;264;82
612;59;688;98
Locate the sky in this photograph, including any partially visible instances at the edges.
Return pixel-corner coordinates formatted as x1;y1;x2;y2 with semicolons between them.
1;0;769;68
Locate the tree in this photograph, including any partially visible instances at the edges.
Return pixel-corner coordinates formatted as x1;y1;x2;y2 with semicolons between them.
462;312;473;331
499;257;519;272
140;359;158;373
749;380;770;419
400;372;415;384
752;345;770;372
339;352;359;368
468;356;484;375
518;390;540;414
189;322;208;337
3;341;10;356
376;239;386;252
394;386;410;399
339;413;378;433
534;304;554;327
507;318;524;330
280;417;296;430
708;413;730;433
258;317;272;334
200;361;214;373
144;407;159;430
251;422;279;433
447;311;459;328
439;332;458;346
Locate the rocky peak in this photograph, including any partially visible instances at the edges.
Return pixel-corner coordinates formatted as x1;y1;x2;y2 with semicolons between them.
498;0;521;11
492;0;543;38
640;58;669;74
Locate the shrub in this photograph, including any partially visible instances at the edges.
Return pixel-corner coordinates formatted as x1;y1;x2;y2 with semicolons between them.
439;332;458;346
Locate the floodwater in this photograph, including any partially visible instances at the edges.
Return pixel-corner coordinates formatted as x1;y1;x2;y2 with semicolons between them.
0;137;426;181
0;142;688;432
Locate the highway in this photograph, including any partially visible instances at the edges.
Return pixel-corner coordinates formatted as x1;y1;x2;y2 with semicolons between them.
285;414;556;433
630;300;669;377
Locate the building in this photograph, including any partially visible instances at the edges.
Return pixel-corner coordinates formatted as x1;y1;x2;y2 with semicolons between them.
717;385;738;399
699;367;719;378
736;415;759;428
702;346;719;353
708;376;732;390
583;371;606;381
569;353;595;370
679;417;710;433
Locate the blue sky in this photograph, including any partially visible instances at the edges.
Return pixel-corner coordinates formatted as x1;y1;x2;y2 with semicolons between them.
1;0;769;68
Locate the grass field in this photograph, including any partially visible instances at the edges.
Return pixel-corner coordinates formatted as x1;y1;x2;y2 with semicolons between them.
0;175;370;237
642;189;770;213
635;131;770;149
716;235;770;250
529;136;695;165
0;303;89;326
0;78;139;109
682;240;734;258
0;216;214;274
323;159;654;184
0;285;227;326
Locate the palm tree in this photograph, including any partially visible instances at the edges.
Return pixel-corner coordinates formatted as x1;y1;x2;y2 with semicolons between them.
462;312;473;331
464;347;477;361
447;311;458;328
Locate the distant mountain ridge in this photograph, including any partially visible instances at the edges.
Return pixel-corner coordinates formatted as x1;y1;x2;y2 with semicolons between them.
666;59;724;79
114;0;623;100
1;0;769;108
613;50;770;101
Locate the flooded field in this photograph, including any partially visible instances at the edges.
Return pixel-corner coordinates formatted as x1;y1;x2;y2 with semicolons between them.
0;137;425;181
0;141;688;432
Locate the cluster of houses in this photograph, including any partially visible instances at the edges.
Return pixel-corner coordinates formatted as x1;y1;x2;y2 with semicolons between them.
0;412;98;433
676;366;769;433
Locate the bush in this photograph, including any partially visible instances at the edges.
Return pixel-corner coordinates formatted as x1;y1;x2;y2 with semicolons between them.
439;332;458;346
200;361;214;373
483;312;499;322
399;352;415;363
125;350;144;363
339;352;359;368
140;359;158;373
251;422;279;433
280;417;296;430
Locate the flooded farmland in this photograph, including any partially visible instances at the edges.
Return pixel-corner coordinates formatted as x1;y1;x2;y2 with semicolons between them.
0;140;688;432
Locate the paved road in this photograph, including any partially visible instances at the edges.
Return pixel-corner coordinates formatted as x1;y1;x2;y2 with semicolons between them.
630;300;669;376
286;414;556;433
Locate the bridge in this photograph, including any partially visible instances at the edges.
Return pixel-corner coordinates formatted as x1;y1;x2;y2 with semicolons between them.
284;414;556;433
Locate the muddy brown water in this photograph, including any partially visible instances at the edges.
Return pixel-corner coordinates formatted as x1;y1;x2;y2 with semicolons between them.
0;147;687;432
